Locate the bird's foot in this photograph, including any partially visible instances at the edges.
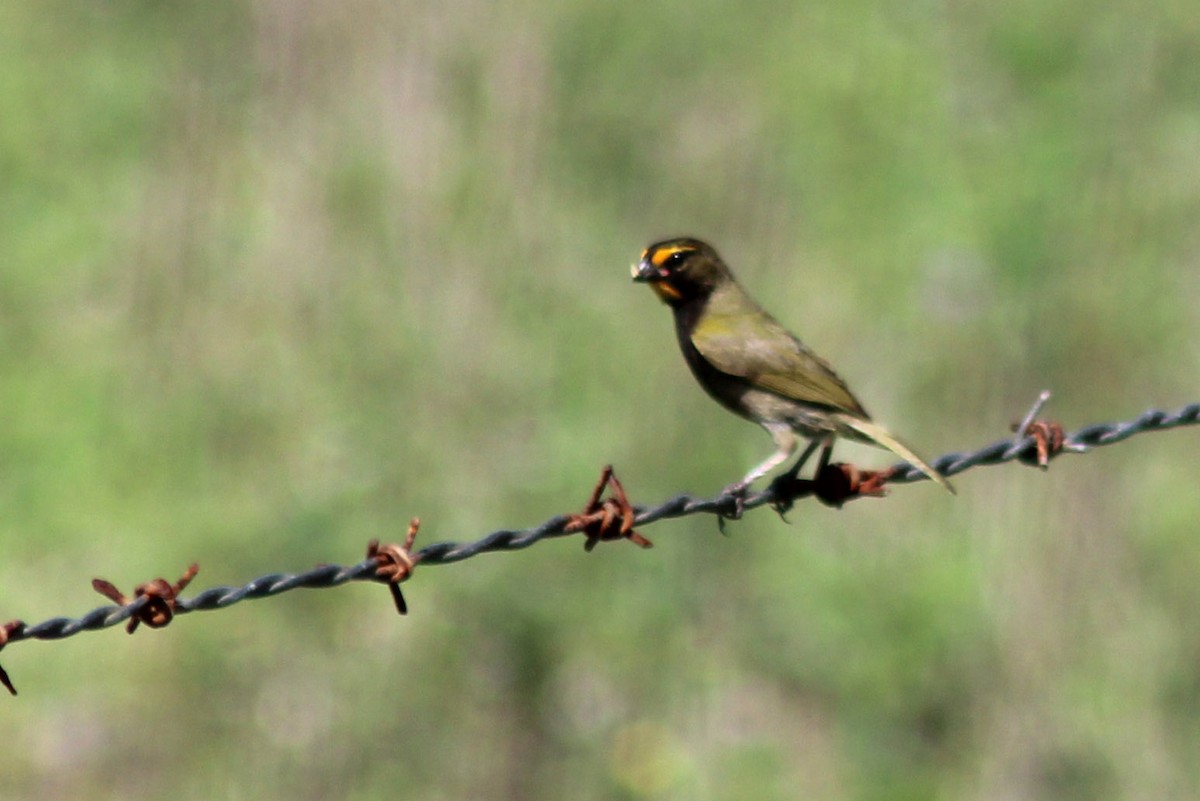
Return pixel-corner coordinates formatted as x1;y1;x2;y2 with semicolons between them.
769;463;894;516
768;471;814;520
717;481;749;530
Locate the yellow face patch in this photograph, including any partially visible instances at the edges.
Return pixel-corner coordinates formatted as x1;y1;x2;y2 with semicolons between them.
647;243;697;268
650;280;682;302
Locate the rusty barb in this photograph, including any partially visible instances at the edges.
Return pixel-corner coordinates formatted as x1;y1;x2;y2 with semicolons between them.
1010;390;1069;469
92;563;200;634
566;465;652;552
367;518;422;615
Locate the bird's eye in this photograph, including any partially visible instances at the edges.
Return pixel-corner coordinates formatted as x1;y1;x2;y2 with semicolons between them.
664;250;689;267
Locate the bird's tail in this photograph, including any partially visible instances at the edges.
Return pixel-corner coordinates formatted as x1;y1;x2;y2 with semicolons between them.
835;415;956;495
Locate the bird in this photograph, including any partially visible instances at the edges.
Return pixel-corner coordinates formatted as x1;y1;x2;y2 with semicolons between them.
631;237;954;495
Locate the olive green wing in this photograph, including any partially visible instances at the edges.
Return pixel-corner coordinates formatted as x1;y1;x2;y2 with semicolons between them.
689;303;869;418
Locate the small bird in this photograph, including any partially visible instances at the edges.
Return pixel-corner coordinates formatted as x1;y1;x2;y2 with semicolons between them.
632;237;954;495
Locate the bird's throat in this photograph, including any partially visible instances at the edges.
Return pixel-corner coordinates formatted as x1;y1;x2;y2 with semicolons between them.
650;281;683;303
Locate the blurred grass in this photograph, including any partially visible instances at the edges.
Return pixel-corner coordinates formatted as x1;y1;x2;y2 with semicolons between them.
2;0;1199;799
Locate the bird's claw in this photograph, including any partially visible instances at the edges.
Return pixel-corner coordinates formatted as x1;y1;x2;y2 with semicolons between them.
768;472;811;519
717;481;749;530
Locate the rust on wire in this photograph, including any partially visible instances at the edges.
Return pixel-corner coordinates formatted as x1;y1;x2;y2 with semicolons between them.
1013;420;1066;469
0;620;24;695
815;463;895;506
1009;389;1066;469
92;563;199;634
566;465;652;552
368;517;422;615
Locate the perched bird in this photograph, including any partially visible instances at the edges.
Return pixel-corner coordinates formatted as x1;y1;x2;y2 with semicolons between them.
632;237;954;495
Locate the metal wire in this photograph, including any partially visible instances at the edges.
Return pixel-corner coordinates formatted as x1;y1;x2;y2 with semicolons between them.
4;401;1198;657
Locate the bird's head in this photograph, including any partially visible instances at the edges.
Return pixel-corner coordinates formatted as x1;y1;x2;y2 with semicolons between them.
632;237;731;307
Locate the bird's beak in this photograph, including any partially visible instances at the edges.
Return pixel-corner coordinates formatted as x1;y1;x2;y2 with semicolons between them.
631;259;682;302
631;258;661;283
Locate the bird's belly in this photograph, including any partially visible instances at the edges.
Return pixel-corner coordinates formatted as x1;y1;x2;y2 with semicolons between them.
734;386;841;438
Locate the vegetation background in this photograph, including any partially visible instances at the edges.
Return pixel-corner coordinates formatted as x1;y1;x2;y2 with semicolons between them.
3;1;1199;799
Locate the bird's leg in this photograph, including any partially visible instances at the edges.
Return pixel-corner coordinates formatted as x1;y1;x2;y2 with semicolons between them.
726;423;798;496
779;438;824;481
765;436;834;520
721;429;792;523
814;437;833;476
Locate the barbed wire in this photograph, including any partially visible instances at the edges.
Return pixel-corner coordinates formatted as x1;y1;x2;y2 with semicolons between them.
2;398;1197;694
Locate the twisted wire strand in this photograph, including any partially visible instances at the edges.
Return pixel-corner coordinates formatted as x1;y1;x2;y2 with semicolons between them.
5;402;1197;653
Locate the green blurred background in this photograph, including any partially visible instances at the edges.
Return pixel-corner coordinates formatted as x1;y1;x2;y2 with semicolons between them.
3;1;1199;798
